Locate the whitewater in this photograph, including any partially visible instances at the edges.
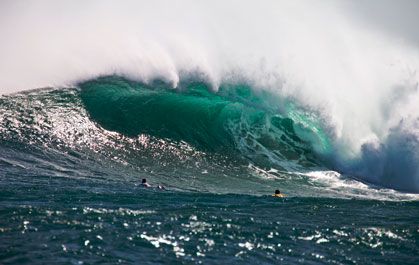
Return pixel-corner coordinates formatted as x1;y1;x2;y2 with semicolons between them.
1;1;419;264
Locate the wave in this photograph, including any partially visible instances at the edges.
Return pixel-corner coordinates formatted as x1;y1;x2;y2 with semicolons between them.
79;76;321;169
79;76;419;192
1;75;418;195
2;82;321;195
1;1;419;193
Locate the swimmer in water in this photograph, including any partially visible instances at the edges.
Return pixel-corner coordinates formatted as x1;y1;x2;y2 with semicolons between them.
272;189;285;197
141;178;166;190
141;178;151;188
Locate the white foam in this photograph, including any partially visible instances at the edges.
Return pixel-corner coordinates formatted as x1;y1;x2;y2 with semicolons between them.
303;170;419;201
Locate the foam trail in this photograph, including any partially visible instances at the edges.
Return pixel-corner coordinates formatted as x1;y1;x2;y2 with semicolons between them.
0;0;419;191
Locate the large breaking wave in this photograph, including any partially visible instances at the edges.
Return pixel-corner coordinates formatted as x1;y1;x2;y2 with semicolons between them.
0;0;419;192
79;76;321;168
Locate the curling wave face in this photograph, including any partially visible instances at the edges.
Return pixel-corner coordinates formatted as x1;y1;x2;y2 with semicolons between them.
79;76;321;168
1;76;419;198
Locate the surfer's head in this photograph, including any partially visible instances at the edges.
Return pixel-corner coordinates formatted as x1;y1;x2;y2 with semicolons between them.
142;178;147;184
275;190;280;195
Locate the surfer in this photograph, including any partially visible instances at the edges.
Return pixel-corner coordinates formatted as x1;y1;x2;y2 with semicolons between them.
272;189;285;197
141;178;151;188
141;178;166;190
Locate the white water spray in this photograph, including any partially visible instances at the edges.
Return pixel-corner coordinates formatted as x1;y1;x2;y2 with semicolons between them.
0;0;418;191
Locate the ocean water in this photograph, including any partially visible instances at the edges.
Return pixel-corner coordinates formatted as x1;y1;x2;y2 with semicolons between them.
2;1;419;264
1;76;418;264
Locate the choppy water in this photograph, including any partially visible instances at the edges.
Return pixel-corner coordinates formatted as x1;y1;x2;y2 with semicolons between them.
1;186;419;264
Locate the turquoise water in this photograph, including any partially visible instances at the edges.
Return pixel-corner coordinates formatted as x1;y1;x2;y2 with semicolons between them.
1;76;418;264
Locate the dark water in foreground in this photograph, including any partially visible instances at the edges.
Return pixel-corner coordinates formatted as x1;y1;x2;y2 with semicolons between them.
1;77;418;264
1;174;418;265
0;177;419;264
